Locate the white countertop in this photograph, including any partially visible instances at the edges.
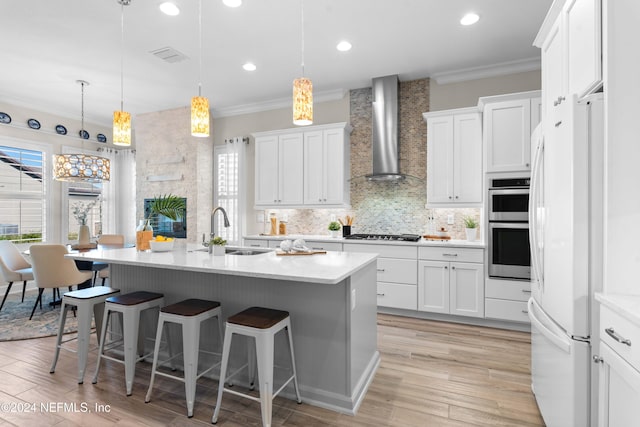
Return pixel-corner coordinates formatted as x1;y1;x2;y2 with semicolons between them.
244;234;485;248
595;292;640;328
65;244;377;285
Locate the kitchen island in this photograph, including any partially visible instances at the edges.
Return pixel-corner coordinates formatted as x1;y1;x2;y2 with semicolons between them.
66;245;379;414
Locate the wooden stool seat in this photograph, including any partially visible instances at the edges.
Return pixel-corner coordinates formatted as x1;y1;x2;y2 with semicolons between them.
106;291;163;306
227;306;289;329
161;299;221;317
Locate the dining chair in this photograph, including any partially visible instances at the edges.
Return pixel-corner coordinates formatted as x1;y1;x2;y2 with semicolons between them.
95;234;124;286
29;244;93;320
0;241;34;312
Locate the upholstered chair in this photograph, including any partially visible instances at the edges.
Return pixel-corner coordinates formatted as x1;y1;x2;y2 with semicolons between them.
29;244;93;320
0;241;34;311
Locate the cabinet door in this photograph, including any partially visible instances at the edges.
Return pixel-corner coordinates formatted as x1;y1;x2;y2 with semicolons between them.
541;15;566;122
453;113;482;203
323;128;346;205
278;133;304;205
426;115;454;204
255;136;280;205
598;343;640;427
418;260;449;313
449;262;484;318
303;130;324;204
484;99;532;172
565;0;602;97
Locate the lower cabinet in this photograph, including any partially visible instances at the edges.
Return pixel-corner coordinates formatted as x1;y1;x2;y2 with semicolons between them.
243;238;269;248
417;247;484;318
484;278;531;323
598;304;640;427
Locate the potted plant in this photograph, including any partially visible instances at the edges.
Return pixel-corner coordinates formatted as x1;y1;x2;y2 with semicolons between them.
137;194;186;250
209;236;227;256
328;221;341;238
463;216;479;241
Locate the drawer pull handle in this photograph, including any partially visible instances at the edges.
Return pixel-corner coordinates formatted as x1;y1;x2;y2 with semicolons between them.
521;310;528;314
377;293;385;297
250;244;261;247
443;253;458;257
555;120;562;127
377;269;385;272
311;247;323;250
522;289;531;293
605;327;632;347
593;355;604;364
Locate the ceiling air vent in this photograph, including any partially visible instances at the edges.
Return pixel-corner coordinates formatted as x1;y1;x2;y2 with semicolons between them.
150;47;189;64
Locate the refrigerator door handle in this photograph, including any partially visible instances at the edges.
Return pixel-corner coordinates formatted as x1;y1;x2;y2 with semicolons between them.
528;298;571;353
529;130;544;290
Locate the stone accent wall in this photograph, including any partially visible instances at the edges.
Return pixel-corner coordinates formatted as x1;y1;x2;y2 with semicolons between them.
265;78;482;240
135;107;213;242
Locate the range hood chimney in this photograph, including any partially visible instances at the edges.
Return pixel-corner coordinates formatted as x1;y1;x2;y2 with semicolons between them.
366;74;404;181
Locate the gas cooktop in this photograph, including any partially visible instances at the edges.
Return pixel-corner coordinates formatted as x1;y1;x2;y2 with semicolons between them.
344;234;422;242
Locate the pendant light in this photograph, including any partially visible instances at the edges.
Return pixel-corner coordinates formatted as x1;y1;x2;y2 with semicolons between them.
293;0;312;126
53;81;111;182
113;0;132;146
191;0;210;137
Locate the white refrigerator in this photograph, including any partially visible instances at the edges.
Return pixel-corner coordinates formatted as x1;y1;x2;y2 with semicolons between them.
528;93;604;427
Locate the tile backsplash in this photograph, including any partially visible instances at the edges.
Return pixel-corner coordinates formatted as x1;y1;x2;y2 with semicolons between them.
260;78;483;241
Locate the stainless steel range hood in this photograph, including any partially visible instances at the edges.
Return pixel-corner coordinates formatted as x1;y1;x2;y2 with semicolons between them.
366;74;405;181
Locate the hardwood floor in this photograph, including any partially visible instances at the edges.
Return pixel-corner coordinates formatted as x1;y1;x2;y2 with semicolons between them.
0;314;544;426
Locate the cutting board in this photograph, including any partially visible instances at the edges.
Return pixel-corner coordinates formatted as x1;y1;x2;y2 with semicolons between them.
422;234;451;241
276;250;327;256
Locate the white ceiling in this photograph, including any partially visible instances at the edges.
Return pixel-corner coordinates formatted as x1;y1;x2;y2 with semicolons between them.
0;0;552;127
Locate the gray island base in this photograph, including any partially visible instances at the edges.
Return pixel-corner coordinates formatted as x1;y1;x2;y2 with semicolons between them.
67;246;380;414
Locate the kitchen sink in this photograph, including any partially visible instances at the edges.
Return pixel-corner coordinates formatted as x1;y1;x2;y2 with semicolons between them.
190;246;271;255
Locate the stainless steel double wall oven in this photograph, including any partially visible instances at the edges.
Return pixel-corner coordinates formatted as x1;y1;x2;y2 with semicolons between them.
488;176;531;280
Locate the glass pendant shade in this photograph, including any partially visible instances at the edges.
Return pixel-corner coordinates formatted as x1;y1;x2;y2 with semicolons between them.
53;153;111;182
293;77;313;126
112;110;131;146
191;95;210;137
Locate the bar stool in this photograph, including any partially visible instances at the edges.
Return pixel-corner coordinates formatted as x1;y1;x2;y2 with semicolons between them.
92;291;164;396
49;286;120;384
145;299;224;418
212;306;302;427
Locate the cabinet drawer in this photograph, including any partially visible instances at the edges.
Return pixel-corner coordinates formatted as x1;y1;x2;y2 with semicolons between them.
343;243;417;259
485;279;531;301
601;305;640;371
305;241;343;252
243;239;269;248
419;246;483;263
376;258;417;284
377;282;417;310
485;298;530;323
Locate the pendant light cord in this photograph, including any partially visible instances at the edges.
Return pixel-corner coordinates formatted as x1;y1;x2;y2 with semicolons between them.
80;81;85;134
198;0;203;97
120;1;125;111
300;0;305;77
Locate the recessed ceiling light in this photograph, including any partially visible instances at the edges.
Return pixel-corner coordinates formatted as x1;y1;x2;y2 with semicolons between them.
159;2;180;16
223;0;242;7
243;62;257;71
460;13;480;26
336;41;352;52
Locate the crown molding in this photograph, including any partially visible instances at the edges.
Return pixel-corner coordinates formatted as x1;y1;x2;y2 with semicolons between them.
431;57;541;85
211;88;347;119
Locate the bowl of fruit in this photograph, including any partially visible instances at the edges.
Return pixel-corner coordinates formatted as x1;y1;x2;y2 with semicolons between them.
149;236;175;252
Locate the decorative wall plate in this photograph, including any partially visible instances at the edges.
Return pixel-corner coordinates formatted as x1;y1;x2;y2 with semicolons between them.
27;118;41;129
96;133;107;143
79;129;90;139
0;112;11;124
55;124;67;135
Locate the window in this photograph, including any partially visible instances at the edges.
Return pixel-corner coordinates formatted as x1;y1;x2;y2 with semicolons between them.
213;140;246;245
67;181;101;241
0;144;46;243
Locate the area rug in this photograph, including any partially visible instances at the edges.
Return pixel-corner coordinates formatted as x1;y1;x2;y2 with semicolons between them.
0;289;78;341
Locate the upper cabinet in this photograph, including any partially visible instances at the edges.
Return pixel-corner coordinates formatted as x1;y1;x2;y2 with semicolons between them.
253;122;351;209
423;107;482;206
478;92;541;173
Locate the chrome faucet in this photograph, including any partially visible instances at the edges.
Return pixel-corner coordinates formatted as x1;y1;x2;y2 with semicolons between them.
211;206;230;240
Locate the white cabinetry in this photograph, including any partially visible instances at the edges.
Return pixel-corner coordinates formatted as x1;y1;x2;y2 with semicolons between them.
479;92;541;173
303;126;350;206
597;304;640;427
417;247;484;318
344;243;418;311
485;278;531;323
253;123;351;209
423;108;482;206
254;133;304;206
